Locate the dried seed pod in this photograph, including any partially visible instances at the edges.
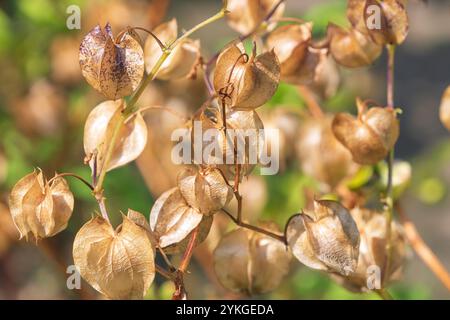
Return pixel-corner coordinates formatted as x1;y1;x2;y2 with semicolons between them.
144;19;200;80
73;214;155;300
347;0;409;45
163;215;213;255
79;23;144;99
190;105;265;181
9;170;74;240
286;200;360;275
331;207;407;292
282;47;328;86
266;23;313;76
178;167;233;216
296;116;356;191
213;43;280;110
328;24;382;68
439;85;450;131
149;187;203;248
226;0;285;35
332;98;399;165
213;225;291;295
84;100;147;174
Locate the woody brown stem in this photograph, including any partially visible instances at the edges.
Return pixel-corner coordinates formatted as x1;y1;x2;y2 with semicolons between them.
298;86;324;118
396;203;450;291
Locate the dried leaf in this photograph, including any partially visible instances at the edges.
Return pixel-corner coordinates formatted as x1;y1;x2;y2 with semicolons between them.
149;187;203;248
9;170;74;240
73;215;155;299
266;23;312;76
213;43;280;110
79;23;144;99
144;19;200;80
287;200;360;275
439;85;450;131
328;24;382;68
178;167;233;215
226;0;285;35
332;99;399;165
84;100;148;173
214;226;291;295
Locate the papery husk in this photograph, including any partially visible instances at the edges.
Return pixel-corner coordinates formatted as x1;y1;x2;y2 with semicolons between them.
79;23;144;99
286;200;360;275
84;100;147;173
73;214;155;299
214;225;291;295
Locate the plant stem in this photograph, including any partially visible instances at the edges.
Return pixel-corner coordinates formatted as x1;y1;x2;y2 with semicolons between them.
396;203;450;291
221;208;286;243
298;85;324;118
48;173;94;191
179;227;200;273
156;264;175;281
383;44;396;285
374;288;394;300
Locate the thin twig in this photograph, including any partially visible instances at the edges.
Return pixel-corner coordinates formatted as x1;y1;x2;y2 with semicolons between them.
374;288;394;300
298;86;324;118
179;227;200;273
383;44;396;285
396;203;450;291
221;208;286;243
48;173;94;191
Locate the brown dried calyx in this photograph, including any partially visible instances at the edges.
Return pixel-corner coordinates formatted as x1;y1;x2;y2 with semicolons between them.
225;0;286;35
213;43;280;110
266;22;313;77
84;100;147;174
213;225;291;295
190;104;265;181
286;200;360;275
144;19;200;80
328;23;382;68
332;98;399;165
439;85;450;131
331;207;407;292
295;115;357;191
73;210;155;300
347;0;409;46
79;23;144;99
9;169;74;240
178;167;233;216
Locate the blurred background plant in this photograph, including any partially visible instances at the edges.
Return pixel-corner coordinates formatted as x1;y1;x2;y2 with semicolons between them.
0;0;449;299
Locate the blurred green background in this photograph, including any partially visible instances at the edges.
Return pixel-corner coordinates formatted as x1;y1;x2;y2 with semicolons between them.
0;0;449;299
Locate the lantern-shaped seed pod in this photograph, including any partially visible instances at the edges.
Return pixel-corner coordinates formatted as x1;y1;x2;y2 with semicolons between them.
178;167;233;216
296;115;356;191
213;43;280;110
266;22;313;77
73;211;155;300
144;19;200;80
79;23;144;99
332;98;399;165
226;0;285;35
328;24;382;68
190;104;265;182
9;170;74;240
347;0;409;46
214;225;291;295
150;187;211;249
331;207;407;292
286;200;360;275
439;85;450;131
